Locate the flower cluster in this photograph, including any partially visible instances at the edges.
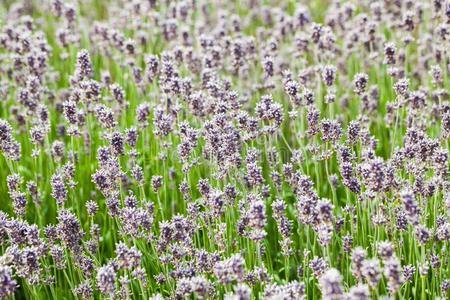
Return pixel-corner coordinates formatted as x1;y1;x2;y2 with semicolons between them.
0;0;448;299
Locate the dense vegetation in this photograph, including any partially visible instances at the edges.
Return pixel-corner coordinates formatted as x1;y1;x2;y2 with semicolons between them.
0;0;449;299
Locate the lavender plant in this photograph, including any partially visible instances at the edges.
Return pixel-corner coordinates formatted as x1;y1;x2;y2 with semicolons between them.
0;0;449;299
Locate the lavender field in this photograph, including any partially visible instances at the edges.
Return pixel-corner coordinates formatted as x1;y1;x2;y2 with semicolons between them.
0;0;449;299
